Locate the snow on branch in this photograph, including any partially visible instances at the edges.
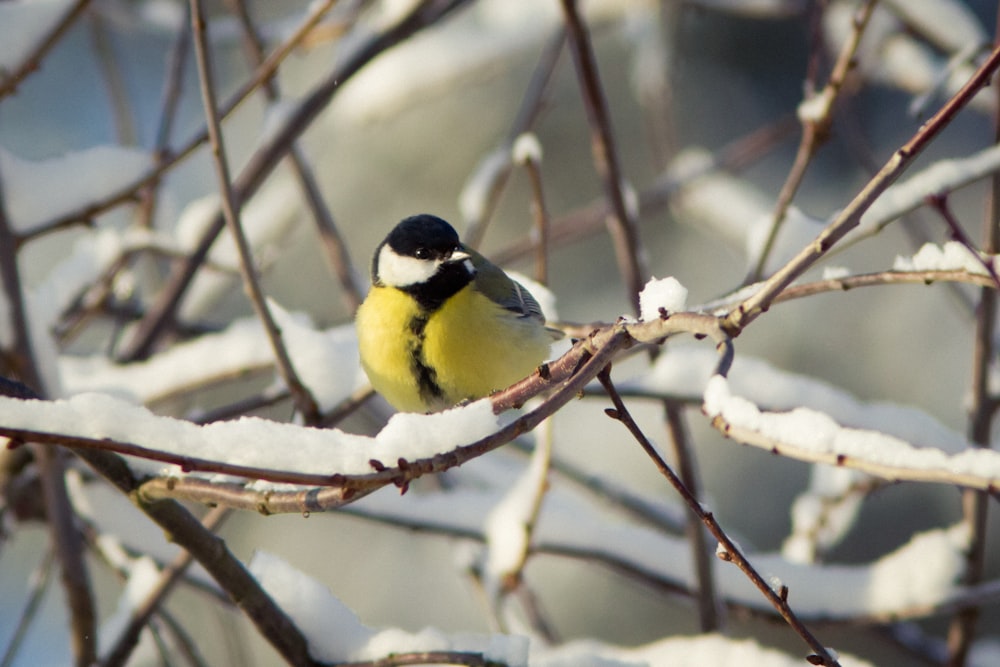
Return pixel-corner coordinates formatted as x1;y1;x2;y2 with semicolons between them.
703;374;1000;492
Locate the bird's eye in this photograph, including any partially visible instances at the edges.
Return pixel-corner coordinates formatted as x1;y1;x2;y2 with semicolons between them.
414;248;429;260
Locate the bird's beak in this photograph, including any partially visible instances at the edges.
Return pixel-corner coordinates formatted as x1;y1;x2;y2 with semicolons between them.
448;249;471;262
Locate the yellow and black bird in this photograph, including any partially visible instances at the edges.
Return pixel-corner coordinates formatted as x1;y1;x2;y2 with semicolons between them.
356;214;556;412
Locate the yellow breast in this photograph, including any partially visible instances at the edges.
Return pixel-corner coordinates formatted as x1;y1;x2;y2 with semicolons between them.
355;285;551;412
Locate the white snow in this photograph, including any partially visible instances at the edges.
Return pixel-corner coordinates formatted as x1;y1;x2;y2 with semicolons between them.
821;265;851;280
533;633;874;667
0;392;501;478
639;276;688;321
512;133;543;165
0;146;153;233
175;178;302;321
346;456;968;619
893;241;990;274
0;0;74;72
267;301;362;411
97;557;162;659
703;373;1000;490
480;435;550;596
880;0;987;55
249;550;529;664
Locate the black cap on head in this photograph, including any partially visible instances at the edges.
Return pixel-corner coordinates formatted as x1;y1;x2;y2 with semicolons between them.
385;214;461;260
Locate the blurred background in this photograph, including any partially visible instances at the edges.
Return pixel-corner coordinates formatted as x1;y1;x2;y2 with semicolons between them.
3;0;1000;665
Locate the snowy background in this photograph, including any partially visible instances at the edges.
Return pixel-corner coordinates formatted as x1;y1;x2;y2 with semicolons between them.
2;0;1000;666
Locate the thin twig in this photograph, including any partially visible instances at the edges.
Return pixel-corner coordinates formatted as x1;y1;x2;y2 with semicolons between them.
225;0;365;314
945;12;1000;662
189;0;321;423
71;445;320;665
663;400;720;632
597;369;841;667
103;506;231;667
725;41;1000;337
0;550;55;667
17;0;340;245
0;0;91;99
559;0;647;315
118;0;474;362
514;137;551;285
32;445;97;667
747;0;876;282
462;26;565;250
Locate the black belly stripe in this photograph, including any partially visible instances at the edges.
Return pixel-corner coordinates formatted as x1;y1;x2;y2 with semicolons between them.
408;314;444;404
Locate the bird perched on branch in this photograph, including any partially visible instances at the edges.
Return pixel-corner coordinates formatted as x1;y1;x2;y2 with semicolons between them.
356;214;558;413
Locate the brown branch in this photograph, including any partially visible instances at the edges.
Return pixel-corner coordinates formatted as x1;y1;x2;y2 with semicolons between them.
33;446;97;666
559;0;647;315
118;0;474;362
17;0;340;245
70;446;319;665
725;41;1000;338
225;0;364;314
0;0;91;100
946;12;1000;663
103;506;231;667
462;27;565;250
597;370;841;667
334;651;507;667
747;0;876;282
189;0;321;423
663;400;720;632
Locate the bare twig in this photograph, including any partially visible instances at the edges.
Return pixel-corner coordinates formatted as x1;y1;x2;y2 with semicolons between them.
70;446;319;666
33;445;97;666
225;0;364;314
462;27;565;250
747;0;876;282
663;400;720;632
103;506;231;667
0;550;54;667
0;0;91;99
725;42;1000;337
189;0;321;423
559;0;647;315
513;135;551;285
118;0;474;362
946;12;1000;662
597;370;840;667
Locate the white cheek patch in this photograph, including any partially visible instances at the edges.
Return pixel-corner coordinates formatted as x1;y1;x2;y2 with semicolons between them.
377;245;440;287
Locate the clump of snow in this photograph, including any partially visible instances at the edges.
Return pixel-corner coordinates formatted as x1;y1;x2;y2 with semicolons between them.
511;133;542;165
62;305;363;411
821;265;851;281
893;241;989;274
176;178;302;320
249;550;528;664
797;90;833;124
639;276;687;321
0;146;153;232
